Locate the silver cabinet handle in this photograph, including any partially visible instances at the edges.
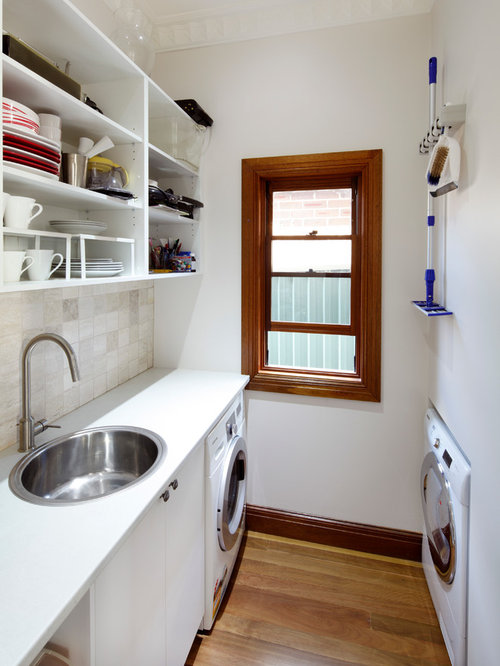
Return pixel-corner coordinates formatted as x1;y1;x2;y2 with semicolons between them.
161;479;178;502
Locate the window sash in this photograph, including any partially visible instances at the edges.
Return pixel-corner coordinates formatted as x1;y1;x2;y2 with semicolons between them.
266;183;358;342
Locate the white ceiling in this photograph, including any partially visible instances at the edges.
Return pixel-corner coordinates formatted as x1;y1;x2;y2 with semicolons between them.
106;0;433;52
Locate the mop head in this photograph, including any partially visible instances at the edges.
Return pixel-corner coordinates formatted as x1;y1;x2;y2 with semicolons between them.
427;132;461;197
412;300;453;316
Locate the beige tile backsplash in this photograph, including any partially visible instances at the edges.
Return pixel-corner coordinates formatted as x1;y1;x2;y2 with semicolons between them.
0;281;154;452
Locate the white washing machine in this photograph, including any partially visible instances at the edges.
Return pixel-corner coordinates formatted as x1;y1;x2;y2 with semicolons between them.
202;392;247;631
421;406;471;666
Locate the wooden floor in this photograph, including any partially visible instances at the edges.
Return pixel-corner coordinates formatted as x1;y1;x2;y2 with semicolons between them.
186;531;450;666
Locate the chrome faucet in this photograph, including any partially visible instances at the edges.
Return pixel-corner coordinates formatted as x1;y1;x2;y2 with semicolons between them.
18;333;80;452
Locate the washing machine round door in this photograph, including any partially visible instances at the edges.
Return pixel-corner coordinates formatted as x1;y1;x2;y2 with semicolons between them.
421;451;457;584
217;434;247;552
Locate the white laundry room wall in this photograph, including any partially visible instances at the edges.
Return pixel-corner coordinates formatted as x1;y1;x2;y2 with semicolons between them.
429;0;500;662
152;14;430;533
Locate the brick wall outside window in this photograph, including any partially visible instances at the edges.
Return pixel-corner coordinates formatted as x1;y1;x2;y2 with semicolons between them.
273;189;351;234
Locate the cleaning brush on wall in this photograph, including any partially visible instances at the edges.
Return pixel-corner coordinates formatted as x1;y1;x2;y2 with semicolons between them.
427;127;461;197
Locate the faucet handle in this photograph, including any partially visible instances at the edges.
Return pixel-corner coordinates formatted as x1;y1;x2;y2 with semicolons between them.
34;419;62;435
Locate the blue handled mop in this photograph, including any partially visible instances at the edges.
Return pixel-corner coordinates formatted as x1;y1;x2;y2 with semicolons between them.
413;57;453;316
413;195;452;315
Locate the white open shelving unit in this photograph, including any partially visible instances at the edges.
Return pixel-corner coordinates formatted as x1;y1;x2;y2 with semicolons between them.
1;0;204;291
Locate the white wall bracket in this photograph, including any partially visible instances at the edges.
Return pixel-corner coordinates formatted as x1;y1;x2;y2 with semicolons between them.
419;103;466;154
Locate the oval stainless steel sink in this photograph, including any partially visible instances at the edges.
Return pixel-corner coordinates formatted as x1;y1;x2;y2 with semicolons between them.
9;426;167;505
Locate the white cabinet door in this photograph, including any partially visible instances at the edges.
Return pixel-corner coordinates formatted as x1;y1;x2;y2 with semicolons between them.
50;590;93;666
165;443;205;666
92;443;204;666
93;497;167;666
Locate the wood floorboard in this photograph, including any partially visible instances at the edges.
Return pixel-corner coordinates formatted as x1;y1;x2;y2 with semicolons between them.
185;531;450;666
242;542;429;595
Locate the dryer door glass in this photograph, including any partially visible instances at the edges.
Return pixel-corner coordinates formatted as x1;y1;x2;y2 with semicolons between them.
217;435;247;552
421;451;456;584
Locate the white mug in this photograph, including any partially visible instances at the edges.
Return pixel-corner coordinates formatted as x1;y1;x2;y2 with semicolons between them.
26;249;64;281
3;251;34;282
4;196;43;229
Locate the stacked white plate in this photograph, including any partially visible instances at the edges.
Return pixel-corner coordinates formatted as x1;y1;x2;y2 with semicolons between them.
53;258;124;278
3;97;40;134
49;220;108;235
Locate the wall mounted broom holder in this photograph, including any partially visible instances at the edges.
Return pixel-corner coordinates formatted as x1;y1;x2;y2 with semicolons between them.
413;57;467;317
419;103;466;154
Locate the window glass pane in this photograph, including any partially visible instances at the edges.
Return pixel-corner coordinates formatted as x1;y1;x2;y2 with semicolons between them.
272;240;351;273
272;189;352;236
267;332;355;373
271;276;350;325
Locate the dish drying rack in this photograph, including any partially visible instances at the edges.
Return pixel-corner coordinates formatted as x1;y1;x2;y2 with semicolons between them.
413;57;466;317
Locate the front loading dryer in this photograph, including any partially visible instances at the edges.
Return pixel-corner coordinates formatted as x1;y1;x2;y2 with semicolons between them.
421;406;471;666
203;392;247;630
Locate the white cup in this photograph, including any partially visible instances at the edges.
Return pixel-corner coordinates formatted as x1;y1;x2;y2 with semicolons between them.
26;249;64;281
3;251;34;282
4;196;43;229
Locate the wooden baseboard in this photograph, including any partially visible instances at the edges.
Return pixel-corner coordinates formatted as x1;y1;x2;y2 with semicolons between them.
246;505;422;562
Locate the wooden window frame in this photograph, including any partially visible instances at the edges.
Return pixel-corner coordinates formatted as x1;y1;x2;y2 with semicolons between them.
241;150;382;401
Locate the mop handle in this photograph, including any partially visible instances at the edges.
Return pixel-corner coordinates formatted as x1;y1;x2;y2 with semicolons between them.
424;58;438;305
429;57;437;133
426;193;435;306
429;57;437;135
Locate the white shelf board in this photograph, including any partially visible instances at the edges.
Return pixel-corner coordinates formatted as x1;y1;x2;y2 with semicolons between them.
1;273;139;292
3;229;136;245
149;271;199;280
3;165;140;210
3;0;144;84
148;143;198;178
2;57;143;145
148;206;195;225
73;234;135;243
0;271;198;293
148;78;195;125
3;227;72;239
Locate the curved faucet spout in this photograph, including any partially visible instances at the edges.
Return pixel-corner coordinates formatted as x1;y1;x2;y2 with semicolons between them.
19;333;80;452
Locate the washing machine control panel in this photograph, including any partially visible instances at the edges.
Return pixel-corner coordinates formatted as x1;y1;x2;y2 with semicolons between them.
425;408;471;506
226;422;238;439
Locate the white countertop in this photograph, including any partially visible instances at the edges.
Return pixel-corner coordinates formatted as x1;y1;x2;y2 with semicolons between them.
0;367;248;666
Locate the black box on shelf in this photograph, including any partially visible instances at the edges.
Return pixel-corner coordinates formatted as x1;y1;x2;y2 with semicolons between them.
174;99;213;127
3;34;82;100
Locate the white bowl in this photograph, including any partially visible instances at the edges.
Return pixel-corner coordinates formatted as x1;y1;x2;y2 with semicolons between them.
38;113;62;128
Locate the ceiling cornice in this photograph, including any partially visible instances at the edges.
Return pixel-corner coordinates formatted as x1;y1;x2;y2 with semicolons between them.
101;0;433;53
151;0;434;52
